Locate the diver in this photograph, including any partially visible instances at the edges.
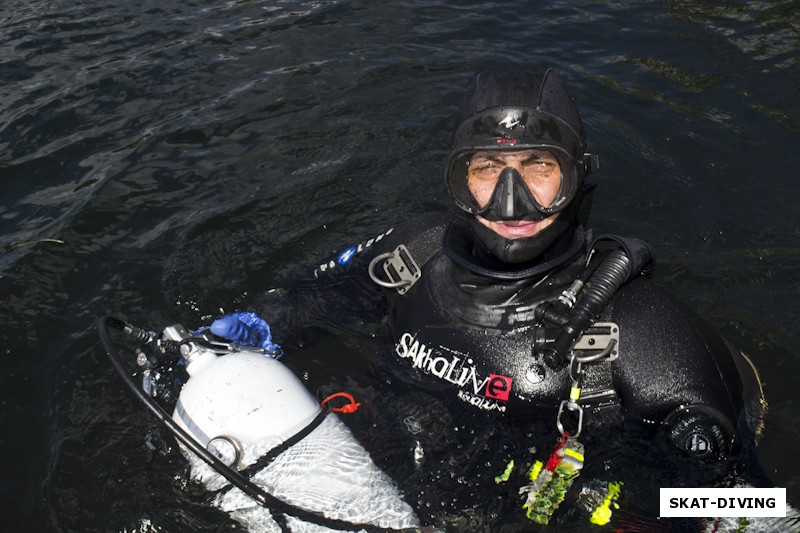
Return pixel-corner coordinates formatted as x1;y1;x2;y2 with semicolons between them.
200;66;768;530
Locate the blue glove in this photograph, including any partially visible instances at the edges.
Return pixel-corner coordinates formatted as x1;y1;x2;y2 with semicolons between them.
199;311;282;357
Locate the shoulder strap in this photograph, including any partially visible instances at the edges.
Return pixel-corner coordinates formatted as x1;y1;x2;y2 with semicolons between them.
403;220;447;272
367;218;448;295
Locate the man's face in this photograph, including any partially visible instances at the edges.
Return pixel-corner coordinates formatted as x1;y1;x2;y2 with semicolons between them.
467;149;562;240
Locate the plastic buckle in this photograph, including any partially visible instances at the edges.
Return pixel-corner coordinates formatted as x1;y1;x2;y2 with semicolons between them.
579;388;619;411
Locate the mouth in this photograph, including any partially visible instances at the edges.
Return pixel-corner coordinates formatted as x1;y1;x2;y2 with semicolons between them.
478;217;543;239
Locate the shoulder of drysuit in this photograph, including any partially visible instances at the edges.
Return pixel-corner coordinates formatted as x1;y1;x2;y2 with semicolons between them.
610;276;744;425
311;211;453;279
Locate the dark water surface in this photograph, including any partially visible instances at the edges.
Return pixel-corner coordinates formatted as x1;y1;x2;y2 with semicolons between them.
1;0;798;531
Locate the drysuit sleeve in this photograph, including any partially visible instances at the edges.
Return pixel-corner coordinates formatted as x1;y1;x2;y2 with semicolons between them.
610;277;764;461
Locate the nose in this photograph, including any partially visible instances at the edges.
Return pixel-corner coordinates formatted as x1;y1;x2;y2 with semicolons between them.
505;157;525;174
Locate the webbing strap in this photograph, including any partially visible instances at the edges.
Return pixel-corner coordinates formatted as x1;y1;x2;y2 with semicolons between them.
402;222;447;274
578;299;620;413
376;221;448;295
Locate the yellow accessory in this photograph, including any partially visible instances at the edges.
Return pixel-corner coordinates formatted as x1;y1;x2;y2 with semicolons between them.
570;386;581;401
495;460;515;483
589;481;623;526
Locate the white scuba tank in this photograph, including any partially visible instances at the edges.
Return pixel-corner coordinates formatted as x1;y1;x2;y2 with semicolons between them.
165;326;420;533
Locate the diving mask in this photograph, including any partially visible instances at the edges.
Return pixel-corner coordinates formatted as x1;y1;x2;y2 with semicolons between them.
447;148;579;222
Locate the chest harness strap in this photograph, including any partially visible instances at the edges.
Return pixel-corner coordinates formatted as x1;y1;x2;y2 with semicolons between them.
576;302;621;415
520;246;631;525
368;223;446;294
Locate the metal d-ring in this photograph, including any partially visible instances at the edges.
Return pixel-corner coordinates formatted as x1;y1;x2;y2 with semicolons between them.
368;252;412;289
575;338;618;364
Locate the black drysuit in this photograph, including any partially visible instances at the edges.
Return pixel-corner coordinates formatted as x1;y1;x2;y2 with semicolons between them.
258;210;765;530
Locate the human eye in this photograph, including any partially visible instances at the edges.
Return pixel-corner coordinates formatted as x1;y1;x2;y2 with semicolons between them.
469;158;498;174
523;157;558;174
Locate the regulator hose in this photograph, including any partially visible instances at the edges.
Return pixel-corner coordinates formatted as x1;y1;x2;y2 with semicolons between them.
98;315;421;533
539;249;631;368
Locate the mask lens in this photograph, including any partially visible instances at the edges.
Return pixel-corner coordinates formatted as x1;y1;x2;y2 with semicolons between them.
446;151;482;213
446;148;577;217
467;151;562;209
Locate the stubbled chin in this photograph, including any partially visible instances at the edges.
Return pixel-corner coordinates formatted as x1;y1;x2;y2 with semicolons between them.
476;216;553;239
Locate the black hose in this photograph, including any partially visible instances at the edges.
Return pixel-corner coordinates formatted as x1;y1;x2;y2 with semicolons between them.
98;315;421;533
540;249;630;368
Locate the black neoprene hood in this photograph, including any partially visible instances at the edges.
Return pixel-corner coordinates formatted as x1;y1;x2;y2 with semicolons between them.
449;66;587;158
444;66;597;264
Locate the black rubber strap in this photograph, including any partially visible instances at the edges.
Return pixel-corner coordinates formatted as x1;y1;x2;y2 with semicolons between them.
239;407;331;479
